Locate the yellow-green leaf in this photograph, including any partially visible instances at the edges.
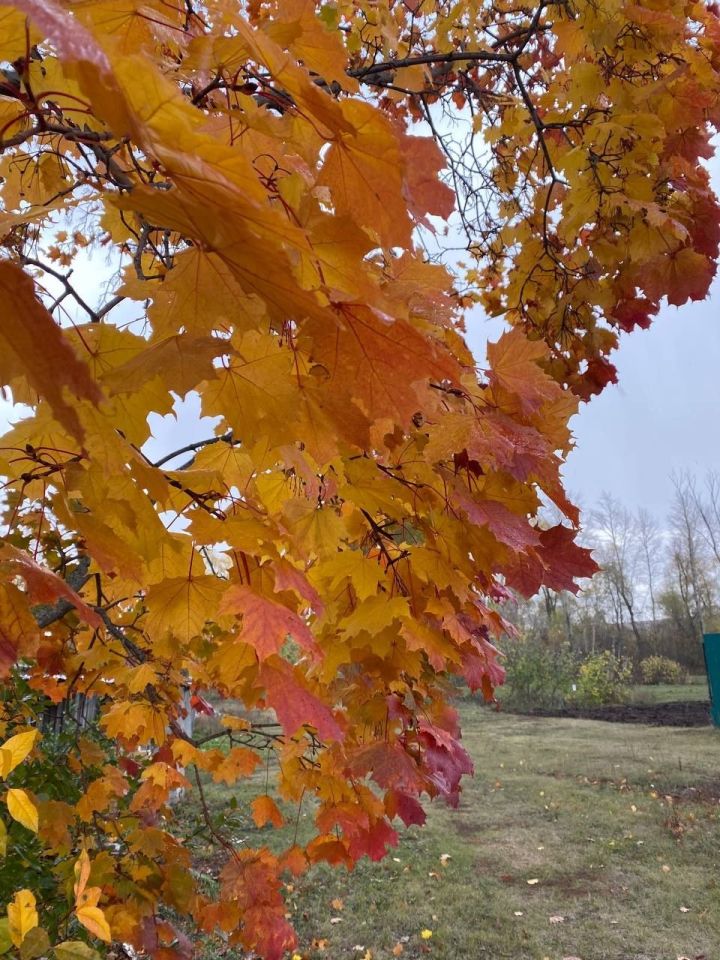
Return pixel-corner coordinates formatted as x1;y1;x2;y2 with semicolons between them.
0;918;11;955
6;789;39;832
19;926;49;960
54;942;101;960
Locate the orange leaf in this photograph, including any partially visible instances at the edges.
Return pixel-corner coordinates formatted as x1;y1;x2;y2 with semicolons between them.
0;262;103;438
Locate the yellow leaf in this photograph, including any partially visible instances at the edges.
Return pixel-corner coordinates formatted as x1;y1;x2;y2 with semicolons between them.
0;730;38;779
6;789;39;832
73;849;92;901
7;890;38;947
420;930;433;940
75;906;111;943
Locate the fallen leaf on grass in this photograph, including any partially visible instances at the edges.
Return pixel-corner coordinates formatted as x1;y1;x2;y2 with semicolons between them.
549;915;565;924
662;864;671;873
331;898;344;911
439;853;451;865
392;946;404;957
420;930;432;940
679;906;690;913
329;917;343;925
527;878;539;885
513;911;523;917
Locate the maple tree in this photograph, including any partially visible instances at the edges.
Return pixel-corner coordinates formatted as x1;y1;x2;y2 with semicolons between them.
0;0;718;957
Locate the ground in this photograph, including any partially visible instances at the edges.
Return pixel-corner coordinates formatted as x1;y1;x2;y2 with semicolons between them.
183;693;720;960
495;675;712;727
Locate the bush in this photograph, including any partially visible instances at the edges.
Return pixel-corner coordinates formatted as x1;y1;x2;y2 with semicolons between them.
639;655;688;686
571;651;632;706
501;640;577;710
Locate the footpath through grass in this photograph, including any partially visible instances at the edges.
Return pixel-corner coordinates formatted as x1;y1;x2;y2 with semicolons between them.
185;706;720;960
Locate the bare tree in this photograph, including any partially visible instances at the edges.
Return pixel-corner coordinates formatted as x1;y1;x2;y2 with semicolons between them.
667;472;717;643
688;470;720;568
636;507;662;632
592;493;643;655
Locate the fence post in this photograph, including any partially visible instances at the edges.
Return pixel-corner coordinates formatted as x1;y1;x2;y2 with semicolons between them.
702;633;720;727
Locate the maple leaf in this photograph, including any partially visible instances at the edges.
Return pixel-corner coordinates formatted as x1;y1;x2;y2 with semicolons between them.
219;585;320;660
260;661;342;741
642;247;716;307
0;263;103;439
487;328;560;414
252;795;285;828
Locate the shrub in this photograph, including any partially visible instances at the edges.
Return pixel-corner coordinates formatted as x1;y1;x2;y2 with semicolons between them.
639;656;688;686
501;640;577;710
571;651;632;706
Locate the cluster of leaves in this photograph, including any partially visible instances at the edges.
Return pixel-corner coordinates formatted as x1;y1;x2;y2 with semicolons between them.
0;1;718;958
639;655;688;686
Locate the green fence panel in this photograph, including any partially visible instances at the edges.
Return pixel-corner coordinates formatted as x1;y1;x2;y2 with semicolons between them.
702;633;720;727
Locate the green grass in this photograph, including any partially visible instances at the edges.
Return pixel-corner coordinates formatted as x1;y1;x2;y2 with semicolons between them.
184;707;720;960
629;675;709;704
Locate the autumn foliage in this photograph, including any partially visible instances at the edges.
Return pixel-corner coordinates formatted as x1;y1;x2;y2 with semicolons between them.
0;1;718;957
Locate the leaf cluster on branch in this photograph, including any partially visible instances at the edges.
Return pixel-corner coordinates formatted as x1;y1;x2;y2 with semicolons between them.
0;1;718;957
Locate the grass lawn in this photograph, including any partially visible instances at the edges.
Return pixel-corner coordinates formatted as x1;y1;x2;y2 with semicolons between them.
183;706;720;960
628;675;710;704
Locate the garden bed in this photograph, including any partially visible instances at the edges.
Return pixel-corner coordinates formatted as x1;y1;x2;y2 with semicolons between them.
500;699;712;727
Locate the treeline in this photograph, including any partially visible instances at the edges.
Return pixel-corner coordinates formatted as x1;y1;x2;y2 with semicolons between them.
509;471;720;673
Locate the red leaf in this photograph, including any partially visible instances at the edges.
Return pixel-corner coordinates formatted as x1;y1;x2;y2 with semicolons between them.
272;559;324;615
259;661;342;741
220;585;319;660
610;297;658;333
643;247;715;307
506;524;598;596
417;719;473;807
537;524;599;593
453;487;540;552
348;741;422;793
385;789;427;828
